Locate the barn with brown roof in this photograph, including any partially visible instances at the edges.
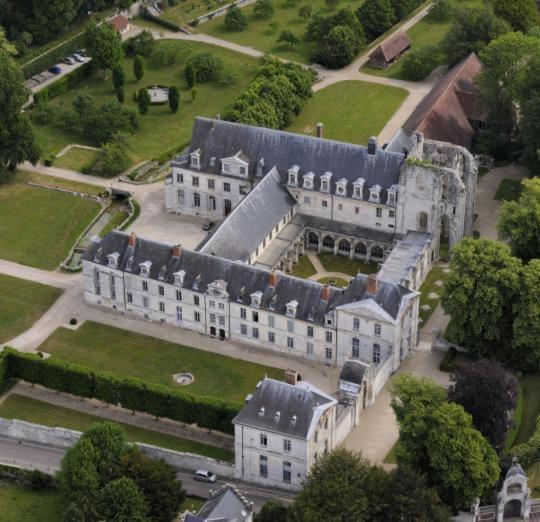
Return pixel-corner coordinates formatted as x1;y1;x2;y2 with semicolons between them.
109;14;131;34
402;52;486;148
369;32;412;68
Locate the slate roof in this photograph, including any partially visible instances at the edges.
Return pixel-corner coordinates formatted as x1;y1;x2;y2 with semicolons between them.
403;53;485;148
369;32;412;65
339;360;368;385
186;485;252;522
199;168;296;261
233;378;337;439
84;232;413;324
186;118;405;202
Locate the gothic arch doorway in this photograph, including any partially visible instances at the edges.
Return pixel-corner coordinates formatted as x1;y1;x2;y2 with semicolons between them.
308;232;319;248
503;499;522;519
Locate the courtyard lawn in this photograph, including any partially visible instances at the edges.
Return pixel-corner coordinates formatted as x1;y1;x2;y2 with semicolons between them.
54;147;98;172
39;321;283;402
494;179;523;202
317;276;350;288
0;484;65;522
0;174;100;270
31;40;261;164
418;265;449;329
291;254;317;279
0;274;63;344
512;372;540;447
16;170;103;196
197;0;366;64
287;81;408;145
0;394;234;462
318;252;379;276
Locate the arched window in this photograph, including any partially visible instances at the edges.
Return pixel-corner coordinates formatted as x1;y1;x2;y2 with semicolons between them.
338;239;350;254
193;193;201;208
322;236;334;249
418;211;428;230
209;196;216;211
308;232;319;246
355;243;367;256
371;245;384;259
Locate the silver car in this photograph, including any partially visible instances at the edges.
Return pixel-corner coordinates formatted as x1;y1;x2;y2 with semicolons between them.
194;469;217;483
72;53;85;63
62;57;75;65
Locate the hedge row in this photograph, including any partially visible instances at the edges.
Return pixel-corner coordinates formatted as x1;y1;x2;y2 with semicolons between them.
142;9;181;32
22;32;88;79
33;61;96;104
512;416;540;468
0;464;54;488
2;348;240;435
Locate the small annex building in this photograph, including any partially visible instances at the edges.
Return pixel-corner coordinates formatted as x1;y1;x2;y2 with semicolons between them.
369;32;412;68
109;14;131;34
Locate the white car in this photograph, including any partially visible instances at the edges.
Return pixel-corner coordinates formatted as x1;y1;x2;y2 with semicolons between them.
62;57;75;65
194;469;217;483
72;53;85;63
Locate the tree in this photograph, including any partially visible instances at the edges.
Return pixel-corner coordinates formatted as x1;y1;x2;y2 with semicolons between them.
116;86;125;103
191;87;197;102
512;260;540;370
298;4;312;19
255;501;289;522
168;86;179;114
277;29;300;49
62;503;84;522
428;0;456;22
253;0;274;19
449;359;518;451
26;0;76;43
519;92;540;176
311;25;362;68
498;178;540;262
325;0;341;10
131;29;155;57
0;47;39;183
133;54;145;82
137;87;151;115
85;21;123;74
224;5;248;31
356;0;397;42
390;0;421;20
118;448;185;522
97;477;149;522
82;100;139;145
441;238;522;357
113;67;125;92
184;62;195;88
91;136;130;177
401;45;444;80
186;52;224;83
492;0;539;32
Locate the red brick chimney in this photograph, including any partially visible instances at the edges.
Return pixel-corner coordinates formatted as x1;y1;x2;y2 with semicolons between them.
128;232;137;247
321;284;331;302
268;269;278;288
366;274;378;295
172;244;182;257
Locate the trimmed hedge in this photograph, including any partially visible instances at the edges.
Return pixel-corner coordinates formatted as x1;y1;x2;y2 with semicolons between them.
512;416;540;468
0;464;54;488
2;348;240;435
142;9;181;32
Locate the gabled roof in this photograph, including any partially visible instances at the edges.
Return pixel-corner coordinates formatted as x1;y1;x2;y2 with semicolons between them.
109;14;130;32
369;32;411;63
403;53;485;148
339;360;369;385
187;484;252;522
232;378;337;439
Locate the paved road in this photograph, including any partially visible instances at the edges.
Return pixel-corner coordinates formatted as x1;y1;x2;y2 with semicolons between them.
0;437;294;510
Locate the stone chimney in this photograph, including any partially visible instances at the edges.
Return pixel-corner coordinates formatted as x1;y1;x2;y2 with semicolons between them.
268;269;278;288
368;136;377;155
128;232;137;247
316;122;324;139
172;244;182;257
321;284;331;302
284;369;298;386
366;274;378;295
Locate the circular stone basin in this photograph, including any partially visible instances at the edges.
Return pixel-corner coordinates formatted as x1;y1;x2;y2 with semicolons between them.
173;372;194;385
147;85;169;104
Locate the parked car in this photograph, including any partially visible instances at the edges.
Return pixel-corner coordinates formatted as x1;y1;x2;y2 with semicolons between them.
48;65;62;74
76;49;87;56
72;53;85;63
62;57;75;65
202;222;214;231
194;470;217;483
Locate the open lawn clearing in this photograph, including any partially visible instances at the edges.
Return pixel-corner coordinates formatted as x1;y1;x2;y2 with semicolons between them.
0;484;65;522
54;147;98;172
197;0;366;64
0;176;100;270
494;178;522;202
512;372;540;447
291;254;317;279
317;276;350;288
0;274;63;344
287;81;408;145
31;40;261;164
162;0;219;26
0;394;233;461
418;265;449;329
318;252;379;276
40;321;283;402
16;170;103;196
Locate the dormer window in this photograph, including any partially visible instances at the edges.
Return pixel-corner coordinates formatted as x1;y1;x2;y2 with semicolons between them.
107;252;120;268
320;172;332;193
139;261;151;277
209;157;216;167
221;151;250;177
325;312;334;326
303;172;314;189
336;178;347;197
259;406;265;417
370;185;381;203
251;291;262;308
223;162;230;174
274;411;281;423
353;178;365;199
288;165;299;187
190;149;200;170
387;184;398;205
174;270;186;286
286;300;298;317
257;158;265;177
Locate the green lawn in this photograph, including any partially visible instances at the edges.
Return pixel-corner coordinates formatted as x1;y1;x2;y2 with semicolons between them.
384;441;399;464
99;208;129;237
418;265;449;329
197;0;366;64
0;175;100;269
16;170;103;196
317;276;350;288
54;147;98;172
318;252;379;276
31;40;261;164
0;274;63;344
291;254;317;279
0;394;233;461
512;372;540;447
494;179;523;202
39;321;283;402
0;484;65;522
287;81;408;145
162;0;218;26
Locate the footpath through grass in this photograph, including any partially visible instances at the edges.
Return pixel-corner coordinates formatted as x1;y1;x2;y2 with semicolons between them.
288;81;408;145
16;170;103;196
0;174;100;269
418;265;449;329
0;274;63;344
40;321;283;402
0;394;233;461
291;254;317;279
494;179;523;202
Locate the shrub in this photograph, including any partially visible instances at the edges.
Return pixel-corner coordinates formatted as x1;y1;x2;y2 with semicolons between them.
401;45;444;81
142;9;181;31
439;347;458;372
169;86;180;113
90;138;130;178
137;88;151;115
44;155;56;167
224;5;249;31
186;52;224;83
512;416;540;467
428;0;456;22
29;469;53;489
153;46;180;66
254;0;275;19
133;55;145;82
277;30;300;49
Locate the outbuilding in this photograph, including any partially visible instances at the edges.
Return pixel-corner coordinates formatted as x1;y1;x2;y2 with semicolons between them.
369;32;412;68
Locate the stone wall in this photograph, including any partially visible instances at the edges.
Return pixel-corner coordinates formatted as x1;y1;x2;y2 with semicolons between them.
0;418;233;477
190;0;256;26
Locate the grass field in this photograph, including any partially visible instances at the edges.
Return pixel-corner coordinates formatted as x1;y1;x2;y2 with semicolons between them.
0;484;65;522
54;147;98;172
494;179;523;202
287;81;408;145
291;254;317;279
0;175;100;269
162;0;218;26
31;40;261;164
0;274;62;344
197;0;366;63
318;252;379;276
418;265;449;329
40;321;283;402
16;170;103;196
0;394;233;461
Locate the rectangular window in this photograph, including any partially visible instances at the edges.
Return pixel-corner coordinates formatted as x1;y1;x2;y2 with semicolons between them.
376;207;382;218
177;190;184;205
194;311;201;323
193;295;200;306
176;306;182;321
287;320;294;333
240;324;247;336
192;176;199;187
268;315;275;328
219;315;225;326
353;318;360;331
209;313;216;324
374;323;381;336
307;342;314;357
223;163;230;173
142;296;149;308
218;302;225;310
303;196;311;205
223;182;231;192
283;439;291;452
389;210;395;218
325;331;332;343
209;300;216;308
283;462;292;484
352;338;360;358
252;327;259;339
268;331;275;343
127;292;133;303
142;281;148;292
252;311;259;323
373;344;381;364
287;337;294;349
260;455;268;478
260;433;267;447
307;326;314;338
240;308;247;319
176;173;183;183
240;166;246;175
158;285;164;296
208;179;215;190
176;290;182;301
321;200;328;208
159;302;165;312
325;347;332;360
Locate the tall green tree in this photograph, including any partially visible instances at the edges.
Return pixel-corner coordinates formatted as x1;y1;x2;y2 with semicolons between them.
356;0;396;41
253;0;274;19
27;0;76;43
168;86;180;113
97;477;149;522
86;21;124;75
311;24;362;68
224;5;248;31
131;30;154;57
0;47;39;183
390;0;421;20
519;92;540;176
137;87;151;115
255;501;289;522
133;54;145;82
441;238;522;356
492;0;539;32
113;67;125;93
498;178;540;262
